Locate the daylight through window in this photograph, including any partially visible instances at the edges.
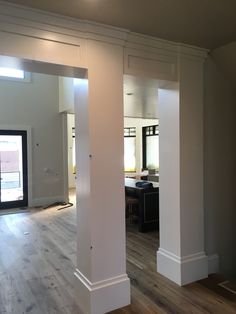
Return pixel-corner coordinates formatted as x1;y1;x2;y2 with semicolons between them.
0;67;24;79
142;125;159;170
124;127;136;172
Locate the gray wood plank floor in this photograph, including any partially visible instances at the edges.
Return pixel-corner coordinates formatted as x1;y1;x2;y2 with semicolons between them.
0;199;236;314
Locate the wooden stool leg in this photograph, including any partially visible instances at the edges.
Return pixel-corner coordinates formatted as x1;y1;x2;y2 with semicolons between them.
126;197;139;224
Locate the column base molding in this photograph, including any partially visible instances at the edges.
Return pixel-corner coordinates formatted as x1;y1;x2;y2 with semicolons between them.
157;248;208;286
74;269;130;314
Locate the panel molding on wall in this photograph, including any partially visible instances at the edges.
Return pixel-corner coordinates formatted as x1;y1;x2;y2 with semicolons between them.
0;30;83;68
124;48;177;81
0;0;208;77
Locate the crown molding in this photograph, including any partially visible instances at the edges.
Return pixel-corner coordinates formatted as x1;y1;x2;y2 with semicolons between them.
0;1;209;60
0;1;129;46
126;32;209;60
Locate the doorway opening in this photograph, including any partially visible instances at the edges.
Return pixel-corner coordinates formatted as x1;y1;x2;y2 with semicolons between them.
0;55;86;211
0;130;28;209
123;74;179;287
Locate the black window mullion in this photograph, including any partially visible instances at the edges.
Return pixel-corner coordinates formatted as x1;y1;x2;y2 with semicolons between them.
142;124;159;170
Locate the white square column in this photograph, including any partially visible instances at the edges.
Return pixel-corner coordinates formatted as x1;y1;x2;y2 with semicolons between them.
74;41;130;313
157;54;208;285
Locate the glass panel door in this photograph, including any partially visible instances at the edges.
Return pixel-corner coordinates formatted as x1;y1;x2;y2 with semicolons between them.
0;130;28;209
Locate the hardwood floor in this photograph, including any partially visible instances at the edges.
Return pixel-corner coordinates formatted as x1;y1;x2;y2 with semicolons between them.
0;202;236;314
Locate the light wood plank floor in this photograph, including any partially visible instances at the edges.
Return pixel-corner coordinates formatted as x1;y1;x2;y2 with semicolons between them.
0;203;236;314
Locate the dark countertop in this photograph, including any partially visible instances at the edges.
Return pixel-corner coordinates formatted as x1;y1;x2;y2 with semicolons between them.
125;177;159;189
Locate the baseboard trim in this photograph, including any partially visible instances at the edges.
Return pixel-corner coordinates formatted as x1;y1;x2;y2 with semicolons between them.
157;248;208;286
31;195;66;207
208;254;219;274
74;269;130;314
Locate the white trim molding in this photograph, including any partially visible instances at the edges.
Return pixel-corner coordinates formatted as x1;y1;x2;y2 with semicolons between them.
74;269;130;314
124;47;178;81
126;32;208;60
0;1;128;48
0;0;208;67
157;248;208;286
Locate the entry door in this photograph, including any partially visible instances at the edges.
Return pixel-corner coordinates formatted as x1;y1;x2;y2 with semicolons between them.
0;130;28;209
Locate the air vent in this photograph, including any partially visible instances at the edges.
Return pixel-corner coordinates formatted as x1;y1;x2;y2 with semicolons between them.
218;281;236;294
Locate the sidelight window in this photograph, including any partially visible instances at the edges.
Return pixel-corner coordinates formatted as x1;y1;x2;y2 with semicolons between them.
124;127;136;172
142;125;159;170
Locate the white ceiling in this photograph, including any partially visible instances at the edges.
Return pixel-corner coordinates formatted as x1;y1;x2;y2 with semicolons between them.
124;75;177;119
124;76;159;119
4;0;236;49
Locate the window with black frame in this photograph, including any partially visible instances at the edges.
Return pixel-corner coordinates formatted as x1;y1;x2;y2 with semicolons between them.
124;127;136;172
142;125;159;170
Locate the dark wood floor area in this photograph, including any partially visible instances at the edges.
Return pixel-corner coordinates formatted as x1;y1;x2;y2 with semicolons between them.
0;204;236;314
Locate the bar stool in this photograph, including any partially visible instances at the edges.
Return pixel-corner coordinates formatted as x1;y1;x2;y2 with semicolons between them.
125;196;139;224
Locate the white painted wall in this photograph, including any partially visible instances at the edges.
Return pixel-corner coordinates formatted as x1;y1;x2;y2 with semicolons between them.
124;117;159;173
204;56;236;278
0;72;65;206
59;77;75;113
